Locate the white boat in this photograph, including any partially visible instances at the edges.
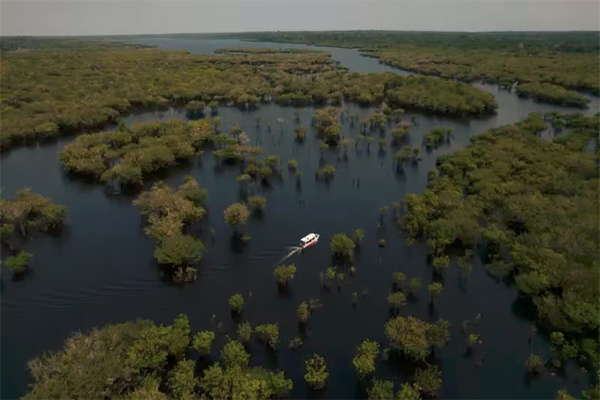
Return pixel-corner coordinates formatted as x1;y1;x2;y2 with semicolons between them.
300;233;320;249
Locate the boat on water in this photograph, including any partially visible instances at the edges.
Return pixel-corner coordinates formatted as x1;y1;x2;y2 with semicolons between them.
300;233;320;249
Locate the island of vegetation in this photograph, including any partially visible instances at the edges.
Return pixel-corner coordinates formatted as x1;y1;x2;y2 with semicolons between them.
400;112;600;369
0;190;67;276
225;31;599;106
1;38;497;150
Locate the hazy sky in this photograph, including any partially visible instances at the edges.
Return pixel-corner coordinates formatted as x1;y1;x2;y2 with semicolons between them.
1;0;599;36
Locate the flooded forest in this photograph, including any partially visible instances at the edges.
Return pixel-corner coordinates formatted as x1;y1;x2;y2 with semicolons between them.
1;31;599;400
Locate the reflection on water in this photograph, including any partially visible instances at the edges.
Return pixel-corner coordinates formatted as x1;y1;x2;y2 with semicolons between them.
1;38;597;399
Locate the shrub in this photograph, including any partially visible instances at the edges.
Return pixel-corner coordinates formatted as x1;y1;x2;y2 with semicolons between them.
193;331;215;356
352;339;380;378
393;271;406;286
273;264;297;285
387;292;407;309
223;202;250;230
288;159;298;169
304;353;329;389
255;323;280;348
525;354;543;372
229;293;245;314
3;251;33;274
297;302;310;323
237;322;253;343
220;340;250;368
247;195;267;211
330;233;355;260
414;364;442;397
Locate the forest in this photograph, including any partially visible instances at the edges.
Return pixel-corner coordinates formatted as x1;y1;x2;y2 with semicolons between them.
226;31;599;105
1;39;496;150
401;112;600;372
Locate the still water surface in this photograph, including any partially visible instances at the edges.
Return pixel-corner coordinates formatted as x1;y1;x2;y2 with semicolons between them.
1;39;598;399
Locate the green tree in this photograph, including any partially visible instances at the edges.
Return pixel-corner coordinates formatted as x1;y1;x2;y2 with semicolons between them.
304;353;329;390
193;331;215;356
330;233;356;260
367;379;394;400
223;202;250;231
273;264;296;285
408;277;422;295
236;322;253;343
178;175;208;206
384;316;449;361
387;292;407;310
3;251;33;274
352;228;365;247
414;364;442;397
255;323;280;348
220;340;250;368
288;159;298;169
168;360;197;400
229;293;245;314
428;282;443;302
297;302;310;323
154;235;203;281
351;339;380;378
397;383;422;400
393;271;407;286
247;195;267;211
525;354;543;373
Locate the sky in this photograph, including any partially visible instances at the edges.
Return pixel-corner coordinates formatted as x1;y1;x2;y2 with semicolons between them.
1;0;599;36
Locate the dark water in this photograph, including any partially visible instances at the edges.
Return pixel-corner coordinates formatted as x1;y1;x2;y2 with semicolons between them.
1;39;598;399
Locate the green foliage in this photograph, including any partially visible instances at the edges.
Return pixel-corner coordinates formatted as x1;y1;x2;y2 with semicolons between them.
424;127;454;149
3;251;33;274
168;360;197;400
304;353;329;390
525;354;543;372
414;364;443;397
397;383;422;400
255;324;280;349
351;339;380;378
178;175;208;206
316;164;336;180
200;363;292;399
330;233;356;260
408;277;422;295
297;302;310;323
247;195;267;211
154;234;203;267
517;83;588;107
289;337;304;349
236;322;253;343
400;113;600;359
295;126;305;142
288;159;298;169
428;282;444;299
223;202;250;230
0;189;67;243
393;271;407;286
228;293;245;314
352;228;365;245
314;107;341;144
387;292;407;310
220;340;250;368
273;264;297;285
22;315;188;399
384;316;450;361
193;331;215;356
367;379;394;400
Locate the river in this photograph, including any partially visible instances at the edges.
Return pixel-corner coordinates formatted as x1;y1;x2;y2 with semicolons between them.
1;38;597;399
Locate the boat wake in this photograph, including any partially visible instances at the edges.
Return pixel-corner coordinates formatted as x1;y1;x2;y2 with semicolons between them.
276;246;303;264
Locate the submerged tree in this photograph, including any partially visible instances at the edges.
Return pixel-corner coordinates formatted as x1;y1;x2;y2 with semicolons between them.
229;293;245;314
297;301;310;323
255;323;280;348
247;195;267;212
223;202;250;232
352;339;380;378
330;233;356;261
193;331;215;356
305;353;329;389
273;264;297;286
